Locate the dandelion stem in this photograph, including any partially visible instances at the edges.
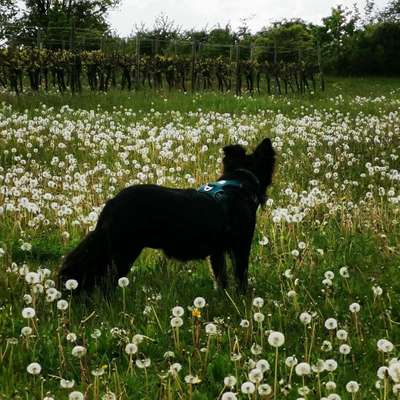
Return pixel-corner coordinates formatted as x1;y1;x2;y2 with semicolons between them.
274;347;279;400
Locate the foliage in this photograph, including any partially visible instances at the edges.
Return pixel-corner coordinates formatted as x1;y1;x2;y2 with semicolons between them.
0;78;399;398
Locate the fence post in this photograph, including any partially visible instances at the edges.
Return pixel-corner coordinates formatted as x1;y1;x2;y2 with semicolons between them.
37;30;42;49
298;47;303;94
191;40;196;92
235;41;241;96
317;42;325;91
136;36;140;89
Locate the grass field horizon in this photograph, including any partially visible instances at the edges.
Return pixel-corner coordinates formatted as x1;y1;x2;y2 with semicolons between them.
0;77;400;400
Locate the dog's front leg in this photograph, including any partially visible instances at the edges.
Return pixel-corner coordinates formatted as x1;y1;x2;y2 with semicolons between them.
230;242;251;294
210;252;228;290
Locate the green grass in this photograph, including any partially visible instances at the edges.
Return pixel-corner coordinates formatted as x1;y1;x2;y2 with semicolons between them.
0;77;400;400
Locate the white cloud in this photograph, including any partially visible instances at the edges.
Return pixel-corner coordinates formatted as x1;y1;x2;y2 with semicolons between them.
107;0;390;36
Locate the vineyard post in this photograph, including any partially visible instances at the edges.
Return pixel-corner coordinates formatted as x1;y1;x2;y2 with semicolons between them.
273;39;278;93
70;20;76;94
229;44;233;91
191;40;196;92
37;30;42;49
317;42;325;91
298;47;303;94
235;41;241;96
136;36;140;89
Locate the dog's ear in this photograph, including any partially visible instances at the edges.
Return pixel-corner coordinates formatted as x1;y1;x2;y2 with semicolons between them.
223;144;246;159
253;138;274;158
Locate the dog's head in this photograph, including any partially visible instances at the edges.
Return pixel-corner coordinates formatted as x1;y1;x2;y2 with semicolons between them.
222;138;276;205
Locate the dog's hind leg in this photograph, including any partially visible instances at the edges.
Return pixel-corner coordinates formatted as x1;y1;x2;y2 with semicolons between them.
111;247;143;281
210;252;228;290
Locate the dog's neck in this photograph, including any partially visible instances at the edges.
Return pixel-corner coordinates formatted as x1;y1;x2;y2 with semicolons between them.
219;168;262;206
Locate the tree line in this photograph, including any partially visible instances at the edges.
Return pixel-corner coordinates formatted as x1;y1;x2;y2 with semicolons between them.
1;0;399;76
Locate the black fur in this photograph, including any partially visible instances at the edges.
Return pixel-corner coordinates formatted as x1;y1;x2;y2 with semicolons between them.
59;138;276;293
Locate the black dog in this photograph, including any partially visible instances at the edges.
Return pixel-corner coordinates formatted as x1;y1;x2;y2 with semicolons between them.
59;138;275;293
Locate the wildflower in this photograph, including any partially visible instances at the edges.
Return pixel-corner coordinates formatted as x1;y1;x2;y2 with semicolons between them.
298;386;311;396
60;379;75;388
22;307;36;319
339;267;349;278
163;351;175;359
321;340;333;352
57;299;69;311
170;317;183;328
27;362;41;375
389;362;400;382
192;308;201;318
66;332;77;342
336;329;348;340
125;343;138;355
324;318;338;330
338;343;351;354
132;334;144;344
268;331;285;347
252;297;264;308
346;381;359;393
285;356;298;368
184;374;201;384
221;392;237;400
372;285;383;296
256;359;270;372
312;359;326;373
21;326;33;336
241;381;255;394
23;294;32;304
258;384;272;395
249;367;263;383
393;384;400;395
377;366;388;379
349;303;360;313
295;362;311;376
193;297;206;308
299;312;312;325
102;391;117;400
91;329;101;339
65;279;78;290
224;375;237;388
377;339;394;353
325;271;334;279
251;343;262;355
291;249;300;257
259;236;269;246
253;312;265;323
205;323;217;335
91;368;105;377
71;345;87;358
69;392;84;400
169;363;182;376
325;359;338;372
172;306;184;317
240;319;250;328
136;358;151;368
326;381;336;391
118;277;129;288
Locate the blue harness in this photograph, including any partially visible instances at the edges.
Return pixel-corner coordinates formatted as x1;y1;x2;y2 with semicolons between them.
198;180;243;201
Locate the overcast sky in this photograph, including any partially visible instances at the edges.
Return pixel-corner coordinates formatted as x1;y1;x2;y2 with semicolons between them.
107;0;390;36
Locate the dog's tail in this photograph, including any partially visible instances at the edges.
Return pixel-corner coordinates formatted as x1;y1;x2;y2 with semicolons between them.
58;226;112;291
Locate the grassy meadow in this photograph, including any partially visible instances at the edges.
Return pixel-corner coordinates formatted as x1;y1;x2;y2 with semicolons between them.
0;77;400;400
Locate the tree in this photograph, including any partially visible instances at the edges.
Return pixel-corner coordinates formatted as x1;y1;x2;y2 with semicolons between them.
0;0;18;41
14;0;120;48
380;0;400;22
